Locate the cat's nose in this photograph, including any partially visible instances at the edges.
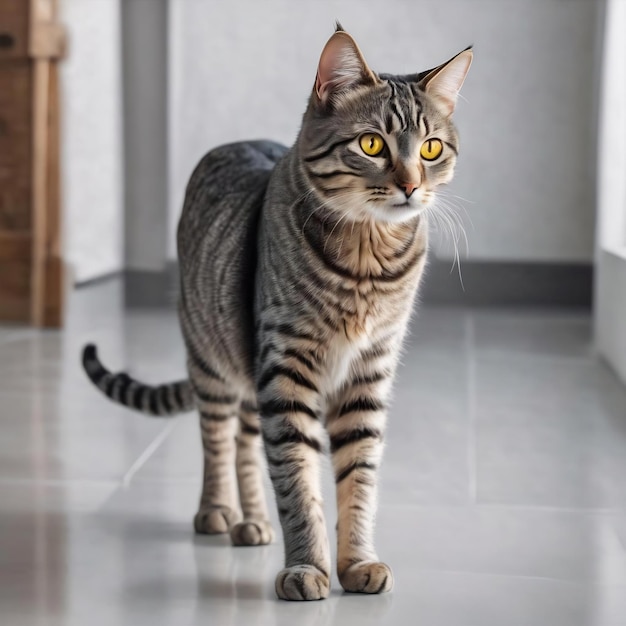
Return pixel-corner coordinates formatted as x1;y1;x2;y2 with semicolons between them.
397;182;418;199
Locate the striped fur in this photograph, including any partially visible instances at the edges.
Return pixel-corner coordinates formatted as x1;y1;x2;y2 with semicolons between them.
82;26;471;600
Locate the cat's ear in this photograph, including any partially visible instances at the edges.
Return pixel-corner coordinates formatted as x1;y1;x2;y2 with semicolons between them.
315;29;377;105
419;47;473;117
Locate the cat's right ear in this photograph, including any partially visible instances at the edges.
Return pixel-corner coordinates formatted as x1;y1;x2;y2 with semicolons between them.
314;31;377;106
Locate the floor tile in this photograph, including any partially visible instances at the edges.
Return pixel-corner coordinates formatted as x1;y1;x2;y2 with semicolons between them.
2;280;626;625
472;309;592;360
475;357;626;509
0;393;168;481
378;505;626;585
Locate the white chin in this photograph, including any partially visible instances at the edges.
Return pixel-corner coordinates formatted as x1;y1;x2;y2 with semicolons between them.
367;203;423;224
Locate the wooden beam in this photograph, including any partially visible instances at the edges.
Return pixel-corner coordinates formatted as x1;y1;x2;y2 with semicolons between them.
29;0;64;327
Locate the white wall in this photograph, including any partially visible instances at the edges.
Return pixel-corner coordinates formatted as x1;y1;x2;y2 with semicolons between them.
596;0;626;255
594;0;626;384
168;0;599;263
60;0;124;282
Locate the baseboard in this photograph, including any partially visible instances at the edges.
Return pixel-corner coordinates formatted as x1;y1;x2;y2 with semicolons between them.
121;260;593;309
124;264;179;308
421;259;593;307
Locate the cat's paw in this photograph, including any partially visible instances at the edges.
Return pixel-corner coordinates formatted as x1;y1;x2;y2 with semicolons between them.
230;519;275;546
193;505;240;534
339;561;393;594
275;565;330;601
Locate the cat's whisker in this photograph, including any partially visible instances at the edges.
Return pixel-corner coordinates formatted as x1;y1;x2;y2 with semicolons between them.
436;190;474;231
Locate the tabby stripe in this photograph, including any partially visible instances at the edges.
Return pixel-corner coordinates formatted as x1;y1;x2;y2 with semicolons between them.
293;577;307;600
423;116;430;136
361;343;391;362
294;283;340;331
173;383;184;408
303;347;324;367
131;385;145;410
392;228;418;259
336;461;377;483
159;385;172;413
187;344;225;382
116;374;132;403
306;168;359;179
349;503;367;512
338;396;385;417
287;517;313;537
264;429;322;453
260;398;318;420
388;85;406;130
283;348;318;373
148;388;158;414
267;456;288;467
264;322;319;343
104;375;116;397
305;215;422;283
88;364;106;385
201;411;234;422
305;253;351;295
385;112;394;134
378;246;426;282
350;371;387;386
330;428;382;452
193;386;238;405
259;342;276;364
303;138;353;163
240;422;261;435
414;102;422;131
444;140;458;155
302;226;361;281
258;365;318;393
241;400;259;413
375;576;389;594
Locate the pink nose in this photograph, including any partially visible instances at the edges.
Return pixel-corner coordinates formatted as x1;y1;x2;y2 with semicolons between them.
397;182;418;199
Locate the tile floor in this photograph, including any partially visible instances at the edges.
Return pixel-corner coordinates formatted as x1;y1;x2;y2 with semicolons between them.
1;280;625;625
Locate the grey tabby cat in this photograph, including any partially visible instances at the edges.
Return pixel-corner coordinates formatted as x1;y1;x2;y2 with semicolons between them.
82;25;472;601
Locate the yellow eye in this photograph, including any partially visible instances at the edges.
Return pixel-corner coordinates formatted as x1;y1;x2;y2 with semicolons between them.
420;138;444;161
359;133;385;156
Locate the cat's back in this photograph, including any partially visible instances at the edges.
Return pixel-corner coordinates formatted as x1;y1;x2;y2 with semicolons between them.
177;140;288;379
178;140;288;253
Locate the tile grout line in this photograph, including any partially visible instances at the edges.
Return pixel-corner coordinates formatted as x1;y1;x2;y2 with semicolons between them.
120;420;178;487
466;312;477;504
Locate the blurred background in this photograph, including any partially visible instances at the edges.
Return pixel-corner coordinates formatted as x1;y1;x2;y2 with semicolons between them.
1;1;626;625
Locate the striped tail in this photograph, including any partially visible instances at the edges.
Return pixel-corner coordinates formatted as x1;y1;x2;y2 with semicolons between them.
81;344;194;416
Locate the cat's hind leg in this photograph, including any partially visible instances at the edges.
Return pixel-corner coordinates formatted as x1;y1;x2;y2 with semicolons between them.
190;358;242;535
229;398;275;546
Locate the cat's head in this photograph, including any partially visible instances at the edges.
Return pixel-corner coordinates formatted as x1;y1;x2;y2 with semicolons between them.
299;25;472;224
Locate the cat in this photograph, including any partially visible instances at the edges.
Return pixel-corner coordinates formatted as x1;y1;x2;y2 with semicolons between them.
82;24;472;601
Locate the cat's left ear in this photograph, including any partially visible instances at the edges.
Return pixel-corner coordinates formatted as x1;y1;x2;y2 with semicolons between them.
419;47;473;117
315;29;378;106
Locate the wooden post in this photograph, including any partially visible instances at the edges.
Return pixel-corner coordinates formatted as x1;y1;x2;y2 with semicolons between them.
0;0;65;326
29;0;65;327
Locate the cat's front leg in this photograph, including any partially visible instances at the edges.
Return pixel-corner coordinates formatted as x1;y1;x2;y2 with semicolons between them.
328;366;394;594
257;348;331;601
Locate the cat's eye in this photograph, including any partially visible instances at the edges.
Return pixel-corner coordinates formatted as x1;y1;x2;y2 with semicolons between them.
420;138;444;161
359;133;385;156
